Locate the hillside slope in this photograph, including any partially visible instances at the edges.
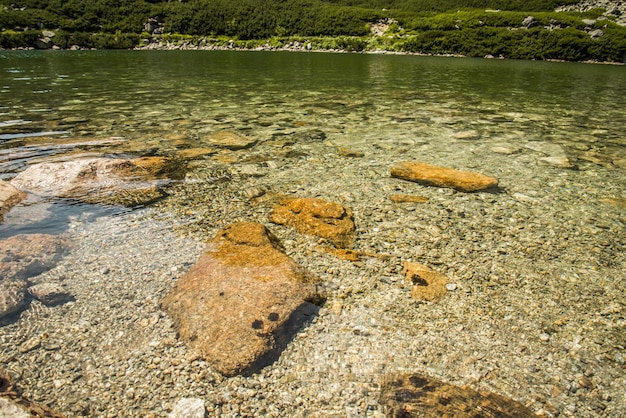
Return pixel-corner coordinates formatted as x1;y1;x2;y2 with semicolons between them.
1;0;625;62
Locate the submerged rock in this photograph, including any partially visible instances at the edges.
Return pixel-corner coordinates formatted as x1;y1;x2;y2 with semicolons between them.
169;398;206;418
161;222;325;376
390;194;429;204
380;373;536;417
201;131;257;150
403;262;448;301
0;180;26;223
27;283;74;306
0;281;28;322
391;162;498;192
0;234;70;323
539;156;575;169
453;130;480;140
490;145;521;155
0;234;69;282
11;156;182;206
269;198;355;248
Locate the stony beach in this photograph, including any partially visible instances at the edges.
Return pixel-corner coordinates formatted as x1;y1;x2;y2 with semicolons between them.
0;50;625;417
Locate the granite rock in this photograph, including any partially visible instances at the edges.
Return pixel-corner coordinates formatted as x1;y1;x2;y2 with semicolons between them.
380;373;537;417
161;222;325;376
270;198;355;248
0;234;69;282
0;281;28;322
169;398;206;418
27;283;74;306
11;157;181;206
391;162;498;192
403;262;448;301
390;194;429;204
201;131;257;150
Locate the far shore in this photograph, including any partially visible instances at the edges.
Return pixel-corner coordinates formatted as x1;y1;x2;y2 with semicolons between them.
2;41;625;66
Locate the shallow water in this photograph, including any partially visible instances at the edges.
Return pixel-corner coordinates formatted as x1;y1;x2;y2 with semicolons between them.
1;50;625;417
1;51;625;236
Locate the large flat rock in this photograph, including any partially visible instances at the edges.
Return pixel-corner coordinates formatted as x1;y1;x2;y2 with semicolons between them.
380;373;537;417
269;198;355;248
391;161;498;192
161;222;324;376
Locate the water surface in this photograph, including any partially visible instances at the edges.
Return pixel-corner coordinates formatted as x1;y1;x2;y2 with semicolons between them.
0;50;625;235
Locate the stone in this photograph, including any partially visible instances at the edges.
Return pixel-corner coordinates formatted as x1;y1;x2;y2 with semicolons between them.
589;29;604;39
169;398;206;418
522;16;539;28
176;148;217;160
11;157;181;206
269;198;355;248
0;281;28;322
27;283;74;306
524;142;566;156
0;180;26;223
0;398;29;418
0;234;69;282
35;37;52;49
380;373;536;417
161;222;325;376
539;156;575;169
337;147;364;157
490;145;521;155
391;162;498;192
453;130;480;140
201;131;257;150
403;262;447;301
390;194;429;204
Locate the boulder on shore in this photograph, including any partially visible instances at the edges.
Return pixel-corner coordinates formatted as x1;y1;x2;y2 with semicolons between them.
269;198;355;248
391;161;498;192
380;373;537;417
161;222;325;376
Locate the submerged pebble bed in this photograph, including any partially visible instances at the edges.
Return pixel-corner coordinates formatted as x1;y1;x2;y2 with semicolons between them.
0;51;625;417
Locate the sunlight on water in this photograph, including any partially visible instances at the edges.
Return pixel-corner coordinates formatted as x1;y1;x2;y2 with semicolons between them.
0;50;624;236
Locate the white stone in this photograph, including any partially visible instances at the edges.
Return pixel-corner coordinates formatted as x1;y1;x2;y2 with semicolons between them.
0;398;29;418
169;398;206;418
